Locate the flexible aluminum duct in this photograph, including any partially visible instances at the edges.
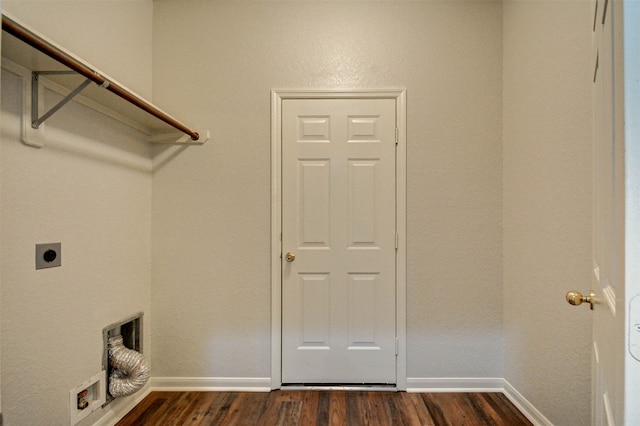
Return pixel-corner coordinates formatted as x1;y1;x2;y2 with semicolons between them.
108;335;150;398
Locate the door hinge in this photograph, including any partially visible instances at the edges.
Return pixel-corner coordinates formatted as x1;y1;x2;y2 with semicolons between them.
395;232;399;250
395;338;399;356
395;127;398;145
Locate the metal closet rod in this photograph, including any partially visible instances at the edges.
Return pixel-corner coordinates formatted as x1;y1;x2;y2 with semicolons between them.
1;14;200;141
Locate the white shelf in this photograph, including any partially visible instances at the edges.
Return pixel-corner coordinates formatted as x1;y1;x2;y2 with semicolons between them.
1;12;208;145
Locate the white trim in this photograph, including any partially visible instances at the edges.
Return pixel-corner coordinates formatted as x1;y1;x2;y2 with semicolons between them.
395;89;408;391
272;88;407;100
95;377;552;426
270;89;408;390
1;57;209;145
282;385;397;392
503;380;554;426
1;58;151;138
406;377;505;393
1;59;46;147
93;377;270;424
406;378;553;426
148;377;272;392
270;90;283;390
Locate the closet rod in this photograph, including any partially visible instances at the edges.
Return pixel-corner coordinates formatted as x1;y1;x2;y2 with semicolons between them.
1;14;200;141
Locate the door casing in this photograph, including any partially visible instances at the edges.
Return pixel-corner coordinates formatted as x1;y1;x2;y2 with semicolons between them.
270;89;407;390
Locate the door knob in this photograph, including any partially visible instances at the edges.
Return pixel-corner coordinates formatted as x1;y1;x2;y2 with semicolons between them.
566;290;596;310
285;252;296;262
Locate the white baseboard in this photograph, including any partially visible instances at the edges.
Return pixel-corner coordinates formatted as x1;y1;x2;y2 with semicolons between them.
406;377;505;392
149;377;272;392
406;377;553;426
93;377;552;426
90;377;269;425
502;380;554;426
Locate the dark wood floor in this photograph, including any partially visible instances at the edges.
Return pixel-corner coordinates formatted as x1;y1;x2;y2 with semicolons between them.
116;391;533;425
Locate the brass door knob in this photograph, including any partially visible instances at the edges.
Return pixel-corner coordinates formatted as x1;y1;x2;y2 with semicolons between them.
566;290;596;310
285;252;296;262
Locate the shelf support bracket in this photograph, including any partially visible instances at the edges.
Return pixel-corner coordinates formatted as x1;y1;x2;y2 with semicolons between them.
31;71;92;129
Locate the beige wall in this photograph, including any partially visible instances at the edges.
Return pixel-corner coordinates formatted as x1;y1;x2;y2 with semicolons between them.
1;1;154;425
0;0;596;424
151;1;504;380
0;71;153;425
3;0;153;99
503;1;592;425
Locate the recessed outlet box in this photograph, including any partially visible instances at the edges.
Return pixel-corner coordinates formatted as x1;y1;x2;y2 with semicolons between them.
35;242;61;269
69;370;106;426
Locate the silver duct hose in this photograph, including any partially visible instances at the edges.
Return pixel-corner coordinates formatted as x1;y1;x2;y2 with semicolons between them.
108;335;150;398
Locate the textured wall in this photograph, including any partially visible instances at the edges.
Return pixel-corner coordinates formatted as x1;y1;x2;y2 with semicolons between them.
1;2;154;425
503;1;592;425
151;1;504;380
1;72;153;425
3;0;153;99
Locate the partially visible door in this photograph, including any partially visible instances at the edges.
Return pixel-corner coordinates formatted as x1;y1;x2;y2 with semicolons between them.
280;98;397;384
589;0;625;423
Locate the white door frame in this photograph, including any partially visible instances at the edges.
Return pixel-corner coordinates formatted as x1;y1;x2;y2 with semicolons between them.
270;89;407;390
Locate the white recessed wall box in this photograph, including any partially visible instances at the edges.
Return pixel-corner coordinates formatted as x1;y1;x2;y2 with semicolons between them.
69;370;106;426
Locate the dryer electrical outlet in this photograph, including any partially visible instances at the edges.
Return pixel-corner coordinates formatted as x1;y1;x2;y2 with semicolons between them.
35;242;61;269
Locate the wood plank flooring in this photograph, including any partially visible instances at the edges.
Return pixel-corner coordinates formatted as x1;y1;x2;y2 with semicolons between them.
116;391;533;425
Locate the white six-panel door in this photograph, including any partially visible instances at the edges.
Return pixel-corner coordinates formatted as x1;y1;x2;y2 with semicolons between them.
280;98;397;384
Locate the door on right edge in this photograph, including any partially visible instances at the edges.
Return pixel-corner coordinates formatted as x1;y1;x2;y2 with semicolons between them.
588;0;625;424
